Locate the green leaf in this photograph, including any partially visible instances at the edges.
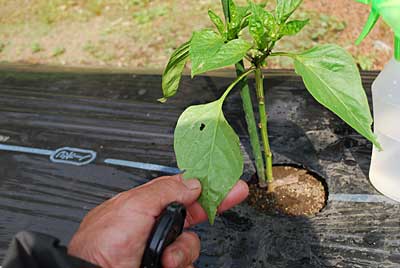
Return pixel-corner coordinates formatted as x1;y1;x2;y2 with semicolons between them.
223;0;250;39
236;5;251;29
356;0;371;4
355;1;400;46
174;99;244;224
276;0;303;23
221;0;231;23
190;30;251;77
293;44;381;148
160;41;190;102
355;8;380;45
280;19;309;37
227;0;240;29
208;9;225;36
174;69;253;223
374;0;400;37
249;2;277;50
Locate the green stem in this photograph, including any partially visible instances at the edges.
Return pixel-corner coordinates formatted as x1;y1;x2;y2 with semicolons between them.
221;68;255;100
395;35;400;61
220;1;265;185
269;52;294;57
221;0;230;23
255;67;273;184
235;61;266;186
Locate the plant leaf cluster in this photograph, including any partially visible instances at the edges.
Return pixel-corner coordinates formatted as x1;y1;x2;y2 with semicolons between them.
355;0;400;45
160;0;380;223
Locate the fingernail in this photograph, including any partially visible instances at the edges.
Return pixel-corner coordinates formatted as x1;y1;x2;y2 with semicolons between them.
172;249;185;266
183;179;201;190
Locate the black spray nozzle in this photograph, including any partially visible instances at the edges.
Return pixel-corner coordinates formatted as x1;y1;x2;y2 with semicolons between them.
141;202;186;268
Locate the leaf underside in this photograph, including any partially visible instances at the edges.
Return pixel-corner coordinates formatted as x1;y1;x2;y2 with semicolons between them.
174;100;244;224
293;44;381;149
160;41;190;102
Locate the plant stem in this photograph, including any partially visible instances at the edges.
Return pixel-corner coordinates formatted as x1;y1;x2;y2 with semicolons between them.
395;35;400;61
235;61;266;186
255;67;273;185
221;0;230;23
269;52;294;57
221;68;255;100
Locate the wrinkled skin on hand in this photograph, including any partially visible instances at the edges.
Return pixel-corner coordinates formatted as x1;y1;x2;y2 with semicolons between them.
68;175;249;268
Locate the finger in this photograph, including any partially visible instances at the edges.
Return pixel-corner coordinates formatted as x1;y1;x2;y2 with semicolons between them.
126;175;202;217
217;180;249;212
137;174;182;187
185;180;249;227
162;232;200;268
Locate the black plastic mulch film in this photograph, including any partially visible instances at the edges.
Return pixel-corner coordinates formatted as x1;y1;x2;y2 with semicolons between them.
0;66;399;267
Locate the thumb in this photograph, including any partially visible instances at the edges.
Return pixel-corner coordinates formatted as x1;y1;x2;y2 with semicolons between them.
129;175;202;217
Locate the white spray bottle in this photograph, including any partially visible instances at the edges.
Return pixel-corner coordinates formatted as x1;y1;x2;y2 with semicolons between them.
356;0;400;201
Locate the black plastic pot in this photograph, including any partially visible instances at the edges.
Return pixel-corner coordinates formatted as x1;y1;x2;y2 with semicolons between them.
0;66;398;267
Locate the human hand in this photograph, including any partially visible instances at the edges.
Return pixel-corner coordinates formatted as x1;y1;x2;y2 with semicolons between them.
68;175;249;268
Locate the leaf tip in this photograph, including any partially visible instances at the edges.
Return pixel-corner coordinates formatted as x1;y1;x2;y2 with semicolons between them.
157;97;168;103
355;32;365;46
191;70;197;79
202;204;218;225
208;217;215;225
368;130;382;151
374;140;383;152
207;210;217;225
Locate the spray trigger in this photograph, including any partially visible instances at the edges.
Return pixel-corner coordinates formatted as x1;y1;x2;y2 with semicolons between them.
141;202;186;268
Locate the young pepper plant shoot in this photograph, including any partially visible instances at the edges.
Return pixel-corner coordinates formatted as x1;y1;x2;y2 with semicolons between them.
160;0;381;224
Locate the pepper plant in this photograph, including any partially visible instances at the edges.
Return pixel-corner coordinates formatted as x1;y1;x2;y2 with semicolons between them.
160;0;381;223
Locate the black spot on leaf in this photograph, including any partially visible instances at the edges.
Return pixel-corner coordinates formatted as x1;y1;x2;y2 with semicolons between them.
200;123;206;131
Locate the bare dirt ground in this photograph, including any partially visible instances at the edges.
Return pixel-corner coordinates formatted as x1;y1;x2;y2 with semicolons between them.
0;0;394;71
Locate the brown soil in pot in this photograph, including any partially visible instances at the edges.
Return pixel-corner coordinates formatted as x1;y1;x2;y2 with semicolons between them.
247;166;327;216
